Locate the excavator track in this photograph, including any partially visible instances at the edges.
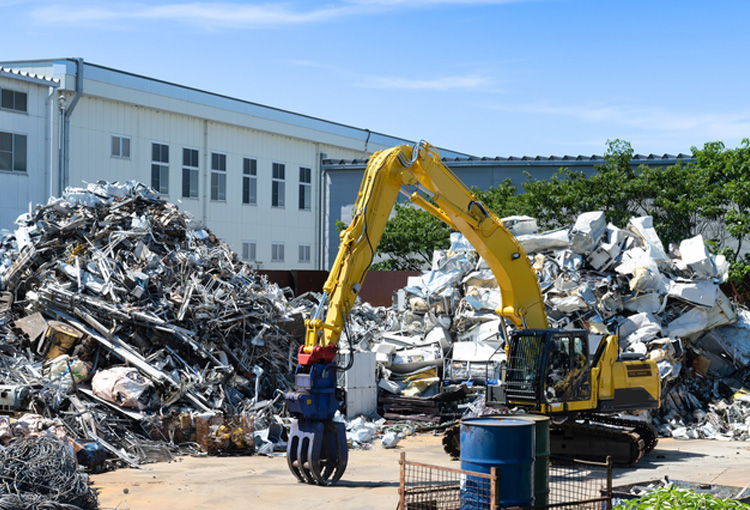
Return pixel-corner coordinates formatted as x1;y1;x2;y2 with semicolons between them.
583;414;659;454
442;415;654;466
550;419;645;466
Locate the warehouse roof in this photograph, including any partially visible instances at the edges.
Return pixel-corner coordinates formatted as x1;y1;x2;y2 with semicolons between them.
323;152;695;168
0;67;59;87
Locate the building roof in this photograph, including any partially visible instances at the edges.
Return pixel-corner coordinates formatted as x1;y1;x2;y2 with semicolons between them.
323;152;696;168
0;67;59;87
0;58;471;159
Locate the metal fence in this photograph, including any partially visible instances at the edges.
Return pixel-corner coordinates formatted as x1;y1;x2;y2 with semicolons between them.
399;452;499;510
398;453;612;510
536;456;613;510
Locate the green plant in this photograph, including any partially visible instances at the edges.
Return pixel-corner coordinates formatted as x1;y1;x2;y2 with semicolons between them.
614;485;750;509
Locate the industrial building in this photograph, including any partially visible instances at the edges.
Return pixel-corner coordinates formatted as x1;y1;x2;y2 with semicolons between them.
0;58;469;270
0;58;693;270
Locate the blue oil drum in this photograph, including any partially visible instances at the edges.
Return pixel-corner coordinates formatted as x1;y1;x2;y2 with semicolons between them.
460;417;535;509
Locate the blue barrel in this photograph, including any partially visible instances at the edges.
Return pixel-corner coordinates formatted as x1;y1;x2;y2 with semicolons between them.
460;417;535;509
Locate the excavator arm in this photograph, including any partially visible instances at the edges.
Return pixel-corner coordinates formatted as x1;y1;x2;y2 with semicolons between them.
285;141;547;485
302;142;547;361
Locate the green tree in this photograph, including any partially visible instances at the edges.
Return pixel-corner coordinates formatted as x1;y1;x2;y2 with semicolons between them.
517;167;595;230
693;139;750;257
371;202;452;270
472;178;521;218
589;139;639;227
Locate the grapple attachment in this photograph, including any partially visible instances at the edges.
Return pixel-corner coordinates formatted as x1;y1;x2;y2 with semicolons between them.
285;361;348;485
286;419;348;485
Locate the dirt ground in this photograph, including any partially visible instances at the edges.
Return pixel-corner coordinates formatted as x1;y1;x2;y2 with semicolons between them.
91;435;750;510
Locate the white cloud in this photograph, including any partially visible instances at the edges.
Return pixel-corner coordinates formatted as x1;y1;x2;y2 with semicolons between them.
31;2;352;27
358;74;492;91
489;100;750;147
29;0;532;28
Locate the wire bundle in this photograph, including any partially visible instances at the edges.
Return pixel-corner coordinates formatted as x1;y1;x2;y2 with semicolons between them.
0;437;98;510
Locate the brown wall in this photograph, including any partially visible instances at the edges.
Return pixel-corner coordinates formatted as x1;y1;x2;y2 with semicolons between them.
256;270;421;307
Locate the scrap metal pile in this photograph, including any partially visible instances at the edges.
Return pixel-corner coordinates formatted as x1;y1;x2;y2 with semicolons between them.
0;182;306;471
365;212;750;441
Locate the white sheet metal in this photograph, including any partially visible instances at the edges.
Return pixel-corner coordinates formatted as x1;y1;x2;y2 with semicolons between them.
517;228;569;253
667;307;708;338
679;234;719;279
627;216;670;264
570;211;606;254
667;279;718;308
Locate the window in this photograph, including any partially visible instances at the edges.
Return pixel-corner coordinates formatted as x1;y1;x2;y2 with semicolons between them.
111;135;130;159
211;152;227;201
298;244;311;263
242;158;257;205
151;143;169;194
182;147;199;198
1;88;27;113
242;241;256;262
271;243;285;262
272;162;285;207
0;131;27;172
299;166;311;210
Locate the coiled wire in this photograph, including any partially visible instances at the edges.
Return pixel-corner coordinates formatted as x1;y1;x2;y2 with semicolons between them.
0;437;98;510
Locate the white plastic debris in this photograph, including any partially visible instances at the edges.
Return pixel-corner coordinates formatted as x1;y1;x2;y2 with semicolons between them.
91;366;153;409
380;430;401;449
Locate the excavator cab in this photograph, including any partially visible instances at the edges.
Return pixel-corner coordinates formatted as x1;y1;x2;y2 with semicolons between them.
502;329;593;409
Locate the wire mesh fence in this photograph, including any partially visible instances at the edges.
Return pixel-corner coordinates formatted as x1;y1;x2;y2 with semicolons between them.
399;452;499;510
398;453;612;510
541;456;612;510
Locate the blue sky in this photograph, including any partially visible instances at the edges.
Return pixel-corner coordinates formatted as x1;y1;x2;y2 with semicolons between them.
4;0;749;157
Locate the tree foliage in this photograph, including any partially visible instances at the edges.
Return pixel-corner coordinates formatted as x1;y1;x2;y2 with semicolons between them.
369;139;750;299
370;202;451;270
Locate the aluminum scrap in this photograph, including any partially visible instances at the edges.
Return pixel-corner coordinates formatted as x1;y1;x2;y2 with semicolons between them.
0;181;308;470
358;213;750;440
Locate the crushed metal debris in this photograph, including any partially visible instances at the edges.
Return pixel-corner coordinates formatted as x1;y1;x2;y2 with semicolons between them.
1;181;749;495
0;182;307;474
352;214;750;442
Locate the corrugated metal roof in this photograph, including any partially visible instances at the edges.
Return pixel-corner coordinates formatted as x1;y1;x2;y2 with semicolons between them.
323;153;695;167
0;67;59;87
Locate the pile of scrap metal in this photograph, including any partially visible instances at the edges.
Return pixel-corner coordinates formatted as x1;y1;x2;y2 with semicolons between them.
368;212;750;441
0;181;307;471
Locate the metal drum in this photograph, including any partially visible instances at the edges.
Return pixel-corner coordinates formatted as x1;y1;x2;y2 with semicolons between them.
460;417;535;509
514;414;551;507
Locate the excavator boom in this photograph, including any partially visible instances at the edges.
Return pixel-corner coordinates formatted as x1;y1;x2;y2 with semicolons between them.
285;141;549;485
284;141;661;484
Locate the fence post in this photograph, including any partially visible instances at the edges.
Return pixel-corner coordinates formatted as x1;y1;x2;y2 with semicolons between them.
491;466;499;510
606;455;613;510
399;451;406;510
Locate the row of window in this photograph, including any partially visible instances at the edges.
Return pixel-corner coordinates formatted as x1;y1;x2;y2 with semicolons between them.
1;88;27;113
241;241;311;263
0;131;26;172
114;138;312;209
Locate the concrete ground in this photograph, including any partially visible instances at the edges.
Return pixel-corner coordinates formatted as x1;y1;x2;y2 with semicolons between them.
91;435;750;510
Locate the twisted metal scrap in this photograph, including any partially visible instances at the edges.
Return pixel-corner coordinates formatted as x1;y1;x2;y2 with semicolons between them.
0;437;98;510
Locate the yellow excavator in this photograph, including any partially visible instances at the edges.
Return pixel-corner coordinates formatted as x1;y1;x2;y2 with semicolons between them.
284;141;661;486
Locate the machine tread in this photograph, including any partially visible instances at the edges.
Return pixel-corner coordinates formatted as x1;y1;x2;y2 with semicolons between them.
550;419;646;466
